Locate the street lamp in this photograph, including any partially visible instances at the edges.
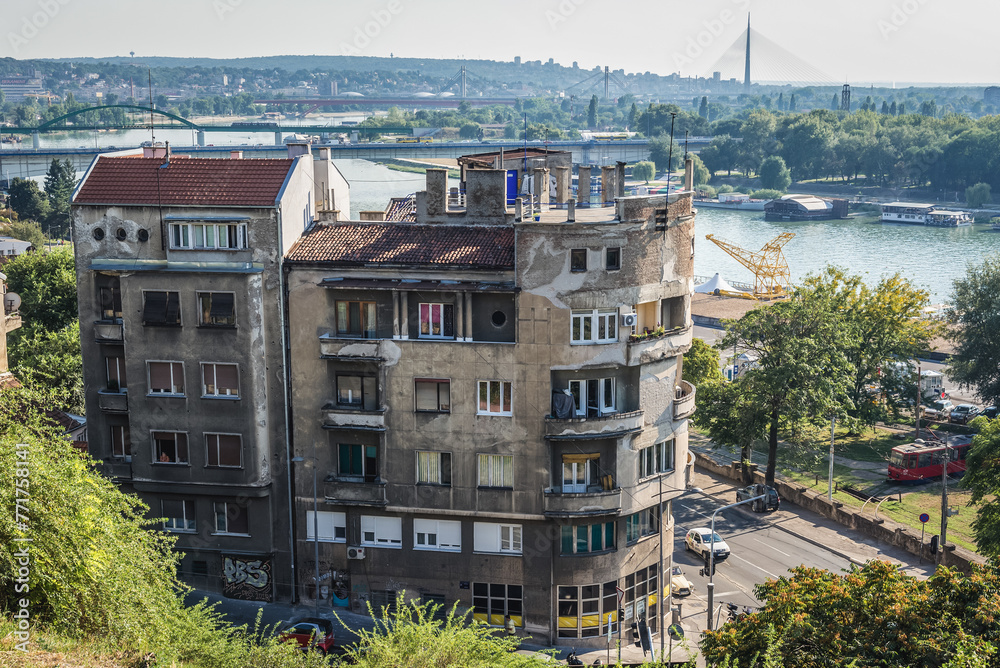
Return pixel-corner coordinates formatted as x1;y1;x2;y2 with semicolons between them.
940;440;954;551
705;494;767;631
291;450;321;615
656;480;702;660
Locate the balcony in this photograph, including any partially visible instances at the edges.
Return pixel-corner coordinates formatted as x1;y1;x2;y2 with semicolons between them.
543;488;622;518
319;335;385;361
5;312;21;333
322;478;387;506
626;325;692;366
545;410;643;440
674;380;696;421
321;405;386;431
98;390;128;413
94;321;124;343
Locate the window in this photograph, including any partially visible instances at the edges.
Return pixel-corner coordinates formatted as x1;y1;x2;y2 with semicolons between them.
414;519;462;552
106;356;127;391
639;439;676;478
336;300;376;338
626;507;660;544
142;291;181;326
336;374;377;410
419;303;455;338
148;361;184;395
570;310;618;344
474;523;522;555
99;282;122;321
478;454;513;488
478;380;512;416
361;515;402;548
111;425;131;458
202;363;239;398
568;378;616;417
570;248;588;272
561;454;601;493
214;501;249;535
198;292;235;327
415;379;450;412
622;566;659;632
206;433;241;468
153;431;188;464
306;510;346;543
560;521;616;554
162;499;196;532
606;247;621;271
169;222;247;250
473;583;523;627
416;451;451;485
558;583;619;638
339;443;379;482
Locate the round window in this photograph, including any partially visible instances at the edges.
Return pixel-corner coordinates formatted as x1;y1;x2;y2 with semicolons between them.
92;228;105;241
137;229;149;242
115;228;127;241
491;310;507;327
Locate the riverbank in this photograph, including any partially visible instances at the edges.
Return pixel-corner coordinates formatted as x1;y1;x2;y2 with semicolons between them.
374;158;460;179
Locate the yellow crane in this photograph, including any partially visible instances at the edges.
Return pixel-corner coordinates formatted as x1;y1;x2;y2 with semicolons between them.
704;232;795;300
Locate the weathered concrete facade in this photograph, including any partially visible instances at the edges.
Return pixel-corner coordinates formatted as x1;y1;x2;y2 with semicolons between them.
285;161;697;645
71;145;350;601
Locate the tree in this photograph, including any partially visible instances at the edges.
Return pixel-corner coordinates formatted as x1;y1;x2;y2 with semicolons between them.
2;247;77;335
9;321;83;414
648;135;682;172
948;255;1000;406
737;109;777;174
627;102;637;130
0;214;46;251
702;560;1000;668
689;153;710;186
967;182;992;208
459;122;480;139
631;161;655;183
758;155;792;191
43;158;76;238
749;189;786;201
587;95;598;129
789;94;796;112
683;338;723;387
962;417;1000;560
698;96;708;119
7;178;50;223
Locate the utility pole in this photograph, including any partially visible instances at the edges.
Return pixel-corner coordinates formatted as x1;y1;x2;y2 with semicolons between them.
941;442;951;550
828;414;836;501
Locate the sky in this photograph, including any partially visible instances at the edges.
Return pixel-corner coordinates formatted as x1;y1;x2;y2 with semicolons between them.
3;0;999;85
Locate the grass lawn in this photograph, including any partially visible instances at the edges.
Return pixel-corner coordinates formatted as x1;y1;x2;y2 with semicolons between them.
831;428;899;463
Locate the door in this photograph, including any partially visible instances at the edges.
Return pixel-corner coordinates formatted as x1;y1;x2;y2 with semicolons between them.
563;461;588;493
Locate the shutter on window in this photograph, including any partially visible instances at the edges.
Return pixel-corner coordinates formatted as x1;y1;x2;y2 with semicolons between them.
443;304;455;337
216;365;239;393
165;292;180;324
149;363;171;391
143;292;167;323
210;293;234;319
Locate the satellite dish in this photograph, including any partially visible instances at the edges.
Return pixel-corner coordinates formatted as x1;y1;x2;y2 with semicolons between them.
4;292;21;312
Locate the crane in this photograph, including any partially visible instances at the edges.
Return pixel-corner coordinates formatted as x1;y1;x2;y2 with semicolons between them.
704;232;795;300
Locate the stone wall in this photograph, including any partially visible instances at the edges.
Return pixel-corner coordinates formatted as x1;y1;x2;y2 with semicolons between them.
693;451;983;573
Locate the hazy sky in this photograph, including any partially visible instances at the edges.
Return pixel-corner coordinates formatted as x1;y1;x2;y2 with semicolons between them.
4;0;998;85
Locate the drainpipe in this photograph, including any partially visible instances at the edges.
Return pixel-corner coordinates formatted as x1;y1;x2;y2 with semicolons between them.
278;208;298;603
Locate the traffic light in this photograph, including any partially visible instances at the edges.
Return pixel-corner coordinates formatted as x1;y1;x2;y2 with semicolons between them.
637;619;652;654
630;621;640;646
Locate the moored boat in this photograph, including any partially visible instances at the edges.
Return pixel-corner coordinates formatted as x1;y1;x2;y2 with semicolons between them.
880;202;972;227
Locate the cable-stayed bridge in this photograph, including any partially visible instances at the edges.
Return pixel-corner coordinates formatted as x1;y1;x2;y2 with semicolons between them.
706;21;837;87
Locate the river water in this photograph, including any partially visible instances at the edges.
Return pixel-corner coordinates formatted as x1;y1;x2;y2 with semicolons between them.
693;208;1000;304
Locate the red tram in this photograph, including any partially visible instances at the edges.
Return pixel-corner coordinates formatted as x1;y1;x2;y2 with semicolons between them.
887;440;971;483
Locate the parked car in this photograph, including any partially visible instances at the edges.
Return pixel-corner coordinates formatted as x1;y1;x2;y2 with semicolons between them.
923;399;954;421
278;618;336;654
670;565;693;596
735;483;780;512
950;404;981;424
685;527;731;562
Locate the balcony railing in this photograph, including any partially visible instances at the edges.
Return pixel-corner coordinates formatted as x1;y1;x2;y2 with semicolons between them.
543;487;622;517
626;325;692;365
98;390;128;413
674;380;696;420
319;335;385;360
322;478;387;506
322;405;386;431
94;321;124;343
545;409;643;439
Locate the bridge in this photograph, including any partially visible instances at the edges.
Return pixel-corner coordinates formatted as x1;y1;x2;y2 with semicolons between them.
0;137;714;180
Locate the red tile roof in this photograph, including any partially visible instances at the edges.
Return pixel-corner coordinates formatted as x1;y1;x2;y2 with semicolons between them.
74;156;295;207
286;223;514;269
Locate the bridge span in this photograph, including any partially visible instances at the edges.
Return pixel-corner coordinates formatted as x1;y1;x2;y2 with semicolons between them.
0;138;711;181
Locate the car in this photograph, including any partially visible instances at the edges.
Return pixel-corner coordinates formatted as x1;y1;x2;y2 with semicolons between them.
923;399;954;421
670;565;693;596
950;404;981;424
278;617;336;655
685;527;731;562
982;406;999;420
735;483;780;512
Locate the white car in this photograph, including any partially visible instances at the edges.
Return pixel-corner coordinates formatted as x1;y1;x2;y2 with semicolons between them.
670;565;693;596
685;527;731;562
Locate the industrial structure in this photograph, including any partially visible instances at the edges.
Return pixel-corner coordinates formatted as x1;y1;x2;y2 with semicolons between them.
704;232;794;300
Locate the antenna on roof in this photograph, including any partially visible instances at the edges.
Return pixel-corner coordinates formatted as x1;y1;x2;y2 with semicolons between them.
147;68;155;146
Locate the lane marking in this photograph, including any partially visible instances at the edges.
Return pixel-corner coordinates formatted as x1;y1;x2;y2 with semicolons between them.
676;503;712;519
729;554;780;579
753;537;791;557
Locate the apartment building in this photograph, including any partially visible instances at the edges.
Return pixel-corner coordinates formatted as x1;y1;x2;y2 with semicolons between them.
71;144;349;602
283;162;697;645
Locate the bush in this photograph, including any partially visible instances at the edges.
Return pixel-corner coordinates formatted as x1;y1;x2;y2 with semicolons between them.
631;160;655;183
750;188;785;200
966;182;992;209
758;155;792;192
715;184;735;194
699;185;717;198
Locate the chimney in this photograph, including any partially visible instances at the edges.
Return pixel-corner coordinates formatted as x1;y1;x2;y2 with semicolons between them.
577;165;592;208
287;143;311;159
616;161;626;198
425;169;448;218
684;157;694;192
317;147;331;160
533;168;550;209
601;165;616;206
553;166;570;208
230;150;243;159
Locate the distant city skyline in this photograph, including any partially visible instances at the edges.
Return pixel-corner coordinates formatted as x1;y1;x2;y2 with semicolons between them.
3;0;999;85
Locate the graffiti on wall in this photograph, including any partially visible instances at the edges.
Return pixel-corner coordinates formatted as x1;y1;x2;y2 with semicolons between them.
222;555;272;602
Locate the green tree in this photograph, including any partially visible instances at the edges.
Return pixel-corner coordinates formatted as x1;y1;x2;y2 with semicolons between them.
749;188;786;201
2;247;77;335
689;153;710;186
8;321;83;414
627;102;637;130
962;417;1000;560
7;178;50;223
587;95;598;129
683;338;723;387
948;255;1000;406
966;182;992;208
458;122;480;139
43;158;76;238
698;96;708;119
631;160;655;183
737;109;777;174
648;136;682;172
758;155;792;191
0;215;46;251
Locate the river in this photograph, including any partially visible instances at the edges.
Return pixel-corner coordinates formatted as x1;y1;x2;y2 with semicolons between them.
693;208;999;303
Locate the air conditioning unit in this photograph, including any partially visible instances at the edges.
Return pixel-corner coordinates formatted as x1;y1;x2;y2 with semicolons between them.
347;546;366;560
621;313;637;327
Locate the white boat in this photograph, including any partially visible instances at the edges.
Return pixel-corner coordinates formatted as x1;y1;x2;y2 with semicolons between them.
694;192;768;211
880;202;972;227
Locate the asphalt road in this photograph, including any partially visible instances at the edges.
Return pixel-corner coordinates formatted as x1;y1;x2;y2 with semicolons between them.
669;491;852;626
